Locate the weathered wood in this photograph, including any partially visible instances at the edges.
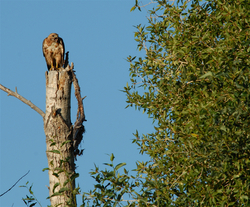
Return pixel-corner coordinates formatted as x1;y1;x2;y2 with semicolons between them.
72;67;86;157
44;68;76;206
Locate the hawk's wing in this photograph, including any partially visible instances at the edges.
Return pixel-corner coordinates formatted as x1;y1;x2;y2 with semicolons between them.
42;38;47;57
58;37;65;65
42;37;51;70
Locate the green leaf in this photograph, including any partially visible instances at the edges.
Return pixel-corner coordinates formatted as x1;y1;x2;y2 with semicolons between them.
70;173;79;181
199;71;213;79
110;153;115;162
29;185;34;195
49;150;60;154
115;163;126;171
53;183;60;193
49;192;62;198
61;140;71;147
52;172;59;178
30;203;37;207
104;163;113;167
130;6;136;12
63;179;69;187
59;187;69;193
42;167;49;172
220;125;227;132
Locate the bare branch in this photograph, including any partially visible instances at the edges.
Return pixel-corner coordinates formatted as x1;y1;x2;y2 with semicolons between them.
0;84;45;118
0;170;30;197
138;0;157;9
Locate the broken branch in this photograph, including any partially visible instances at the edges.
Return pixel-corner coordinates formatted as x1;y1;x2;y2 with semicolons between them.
0;84;45;118
70;64;86;157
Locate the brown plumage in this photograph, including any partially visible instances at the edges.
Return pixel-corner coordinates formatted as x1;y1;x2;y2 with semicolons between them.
42;33;65;71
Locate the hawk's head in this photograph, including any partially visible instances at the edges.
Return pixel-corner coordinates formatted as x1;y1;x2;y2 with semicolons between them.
48;33;59;42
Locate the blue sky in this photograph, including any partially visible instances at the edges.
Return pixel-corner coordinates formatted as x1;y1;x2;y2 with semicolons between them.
0;0;155;206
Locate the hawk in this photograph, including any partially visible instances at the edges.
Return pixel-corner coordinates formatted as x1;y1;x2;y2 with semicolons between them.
42;33;65;71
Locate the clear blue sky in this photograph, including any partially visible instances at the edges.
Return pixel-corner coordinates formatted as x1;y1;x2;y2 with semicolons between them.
0;1;154;206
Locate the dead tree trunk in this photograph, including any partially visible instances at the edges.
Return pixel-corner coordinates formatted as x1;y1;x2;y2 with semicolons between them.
0;62;85;207
44;68;75;206
43;64;85;206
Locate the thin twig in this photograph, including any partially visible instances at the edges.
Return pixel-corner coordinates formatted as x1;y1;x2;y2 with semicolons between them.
0;84;45;118
0;170;30;197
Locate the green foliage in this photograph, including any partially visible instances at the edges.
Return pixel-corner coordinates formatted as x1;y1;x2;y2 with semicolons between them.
82;154;138;207
84;0;250;206
20;182;42;207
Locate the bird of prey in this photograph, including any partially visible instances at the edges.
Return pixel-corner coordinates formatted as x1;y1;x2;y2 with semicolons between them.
42;33;65;71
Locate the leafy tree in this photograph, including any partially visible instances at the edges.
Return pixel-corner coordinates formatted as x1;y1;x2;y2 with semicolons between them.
83;0;250;206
